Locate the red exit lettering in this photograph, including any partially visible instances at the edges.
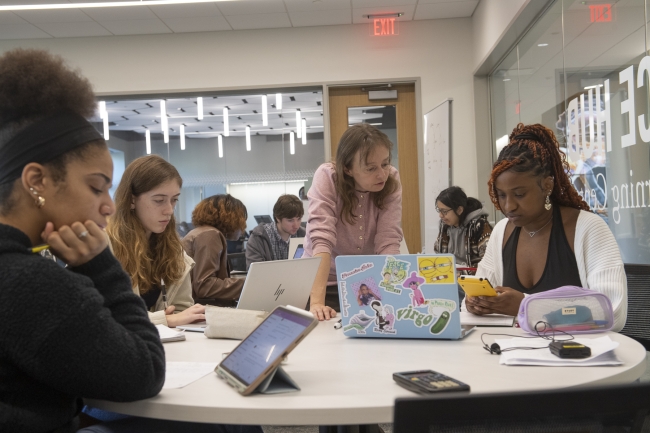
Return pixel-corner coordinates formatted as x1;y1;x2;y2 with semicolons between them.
373;18;397;36
589;4;612;22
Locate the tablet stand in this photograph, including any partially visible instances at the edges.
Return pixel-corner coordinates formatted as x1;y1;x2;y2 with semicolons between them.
254;366;300;394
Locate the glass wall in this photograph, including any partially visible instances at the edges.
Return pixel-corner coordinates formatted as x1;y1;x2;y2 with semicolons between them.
489;0;650;264
94;88;325;238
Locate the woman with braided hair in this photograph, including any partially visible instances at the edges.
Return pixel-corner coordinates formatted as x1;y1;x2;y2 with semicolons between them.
468;123;627;331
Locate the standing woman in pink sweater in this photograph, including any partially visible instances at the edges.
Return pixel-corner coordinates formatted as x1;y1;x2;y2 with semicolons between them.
303;124;403;321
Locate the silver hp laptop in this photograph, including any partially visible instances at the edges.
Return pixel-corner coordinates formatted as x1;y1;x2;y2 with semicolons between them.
237;257;321;311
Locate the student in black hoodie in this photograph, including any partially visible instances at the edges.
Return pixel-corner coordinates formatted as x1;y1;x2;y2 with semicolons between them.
0;49;166;433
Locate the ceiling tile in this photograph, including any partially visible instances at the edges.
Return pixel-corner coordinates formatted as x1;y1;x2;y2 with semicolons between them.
414;0;478;20
352;5;415;23
15;9;92;23
217;0;286;15
352;0;416;7
163;15;232;32
0;12;27;24
290;9;352;27
148;3;222;19
226;12;291;30
81;6;157;21
97;18;171;35
34;21;112;37
0;22;52;39
284;0;351;13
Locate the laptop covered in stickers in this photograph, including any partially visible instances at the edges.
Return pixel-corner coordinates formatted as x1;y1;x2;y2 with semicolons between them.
335;254;472;339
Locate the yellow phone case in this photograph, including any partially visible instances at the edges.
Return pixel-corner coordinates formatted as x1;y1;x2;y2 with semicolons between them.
458;276;497;297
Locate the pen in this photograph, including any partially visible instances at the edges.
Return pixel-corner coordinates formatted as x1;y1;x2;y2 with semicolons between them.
160;280;168;309
29;244;50;254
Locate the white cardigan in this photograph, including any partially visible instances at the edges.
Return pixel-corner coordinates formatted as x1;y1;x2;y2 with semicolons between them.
476;210;627;332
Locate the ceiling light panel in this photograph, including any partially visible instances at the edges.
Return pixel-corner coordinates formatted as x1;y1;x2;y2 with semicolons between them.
94;91;323;137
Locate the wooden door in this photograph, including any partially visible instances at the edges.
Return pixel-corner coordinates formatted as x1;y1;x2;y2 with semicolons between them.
328;83;421;253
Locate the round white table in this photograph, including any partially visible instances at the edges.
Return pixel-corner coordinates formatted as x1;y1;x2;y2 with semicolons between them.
88;322;647;426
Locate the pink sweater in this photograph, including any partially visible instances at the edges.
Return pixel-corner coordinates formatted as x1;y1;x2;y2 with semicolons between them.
303;163;403;284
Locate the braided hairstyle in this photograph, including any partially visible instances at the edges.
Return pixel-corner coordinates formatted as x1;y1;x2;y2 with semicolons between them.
488;123;589;212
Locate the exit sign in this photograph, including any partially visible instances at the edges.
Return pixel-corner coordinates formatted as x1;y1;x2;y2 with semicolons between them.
372;18;399;36
590;4;612;22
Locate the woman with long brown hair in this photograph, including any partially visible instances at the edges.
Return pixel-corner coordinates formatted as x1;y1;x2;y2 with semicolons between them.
182;194;247;302
469;123;627;331
107;155;205;327
303;123;403;321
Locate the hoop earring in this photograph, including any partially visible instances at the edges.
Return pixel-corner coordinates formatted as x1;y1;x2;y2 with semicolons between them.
29;188;45;209
545;194;552;211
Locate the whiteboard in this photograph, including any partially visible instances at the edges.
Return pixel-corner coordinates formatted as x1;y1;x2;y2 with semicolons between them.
423;99;452;253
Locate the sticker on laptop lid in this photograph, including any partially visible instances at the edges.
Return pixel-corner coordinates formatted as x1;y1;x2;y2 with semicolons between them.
343;310;374;334
403;272;426;307
370;301;397;334
352;277;382;307
339;281;351;317
379;257;410;292
340;262;374;280
396;304;436;328
418;256;453;284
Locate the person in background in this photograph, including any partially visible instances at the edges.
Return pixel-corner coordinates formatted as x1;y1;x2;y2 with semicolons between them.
470;123;627;332
434;186;492;274
0;48;165;433
303;124;403;321
246;194;305;269
182;194;247;303
107;155;205;328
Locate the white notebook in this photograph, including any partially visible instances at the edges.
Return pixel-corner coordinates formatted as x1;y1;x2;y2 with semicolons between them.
156;324;186;343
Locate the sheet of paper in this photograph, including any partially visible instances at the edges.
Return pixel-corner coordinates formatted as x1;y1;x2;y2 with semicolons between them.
156;324;186;342
460;311;514;327
163;362;219;389
496;336;621;366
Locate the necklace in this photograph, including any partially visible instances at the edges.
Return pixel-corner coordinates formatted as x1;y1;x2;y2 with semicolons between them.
522;215;552;238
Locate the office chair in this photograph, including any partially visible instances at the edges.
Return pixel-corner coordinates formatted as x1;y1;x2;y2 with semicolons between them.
393;382;650;433
227;252;247;272
621;264;650;350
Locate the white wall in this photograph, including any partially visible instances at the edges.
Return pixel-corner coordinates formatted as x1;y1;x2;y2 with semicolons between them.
472;0;529;73
229;181;306;231
0;18;478;236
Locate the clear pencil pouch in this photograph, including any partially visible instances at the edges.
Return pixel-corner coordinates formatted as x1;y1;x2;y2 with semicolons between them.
204;306;269;340
517;286;614;335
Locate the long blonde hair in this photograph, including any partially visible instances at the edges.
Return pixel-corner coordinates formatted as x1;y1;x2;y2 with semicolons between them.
335;124;399;225
107;155;185;294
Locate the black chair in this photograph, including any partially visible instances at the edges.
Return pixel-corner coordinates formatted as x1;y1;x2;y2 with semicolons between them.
227;252;247;273
393;382;650;433
621;263;650;350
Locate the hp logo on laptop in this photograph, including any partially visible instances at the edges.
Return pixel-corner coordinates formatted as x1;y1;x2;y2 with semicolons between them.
274;284;285;301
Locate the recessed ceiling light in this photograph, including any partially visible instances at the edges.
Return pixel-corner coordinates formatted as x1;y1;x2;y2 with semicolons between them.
538;43;548;47
503;78;511;82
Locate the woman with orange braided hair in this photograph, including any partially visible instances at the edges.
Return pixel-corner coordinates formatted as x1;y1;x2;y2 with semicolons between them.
468;123;627;331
